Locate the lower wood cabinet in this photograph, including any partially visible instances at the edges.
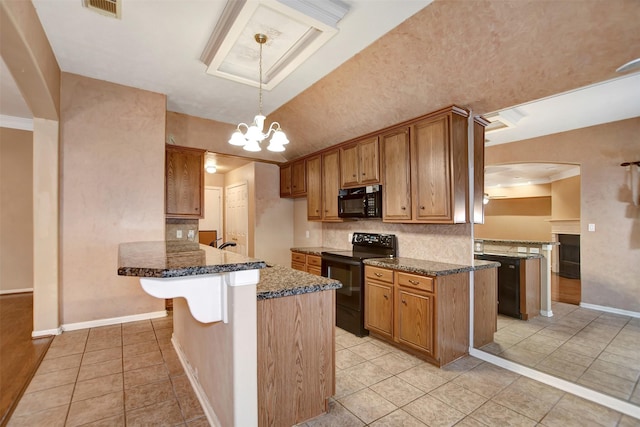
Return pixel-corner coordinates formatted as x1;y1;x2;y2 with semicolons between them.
291;251;322;276
364;265;469;367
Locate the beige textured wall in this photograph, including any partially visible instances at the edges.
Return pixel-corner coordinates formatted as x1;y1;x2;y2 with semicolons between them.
0;127;33;293
474;197;552;241
60;73;166;324
551;175;581;219
486;118;640;312
293;198;323;248
253;162;293;266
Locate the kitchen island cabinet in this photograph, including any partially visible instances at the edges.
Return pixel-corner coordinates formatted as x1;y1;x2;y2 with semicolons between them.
118;242;341;427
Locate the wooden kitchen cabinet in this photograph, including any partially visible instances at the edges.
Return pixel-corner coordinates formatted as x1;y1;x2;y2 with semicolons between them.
364;265;469;367
411;109;469;223
306;155;322;221
380;127;412;221
291;251;322;276
322;150;341;221
165;144;204;218
340;136;380;188
279;159;306;198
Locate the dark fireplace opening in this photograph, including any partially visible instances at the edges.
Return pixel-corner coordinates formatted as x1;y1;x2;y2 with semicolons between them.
558;234;581;279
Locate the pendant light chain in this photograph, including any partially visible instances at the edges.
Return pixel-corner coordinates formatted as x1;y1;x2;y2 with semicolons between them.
258;37;263;116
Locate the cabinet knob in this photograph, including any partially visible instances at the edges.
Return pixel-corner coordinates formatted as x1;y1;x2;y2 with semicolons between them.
420;206;425;210
374;272;383;277
194;207;199;211
401;206;406;210
316;209;319;213
401;299;407;305
352;174;356;177
362;172;366;176
383;294;388;300
409;279;420;285
325;210;328;213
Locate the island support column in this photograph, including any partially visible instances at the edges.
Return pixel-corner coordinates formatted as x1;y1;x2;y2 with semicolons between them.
171;270;259;427
540;244;553;317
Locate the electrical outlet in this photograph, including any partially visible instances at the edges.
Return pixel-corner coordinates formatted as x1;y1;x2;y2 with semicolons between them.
529;247;540;254
187;230;195;241
588;223;596;232
348;233;353;242
305;230;309;238
176;230;183;239
517;246;527;253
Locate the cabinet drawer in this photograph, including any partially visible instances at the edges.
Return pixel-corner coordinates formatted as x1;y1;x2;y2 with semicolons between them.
291;252;306;263
365;266;394;283
307;255;322;267
397;272;434;292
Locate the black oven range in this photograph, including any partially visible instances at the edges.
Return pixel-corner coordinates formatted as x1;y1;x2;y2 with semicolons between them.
321;232;398;337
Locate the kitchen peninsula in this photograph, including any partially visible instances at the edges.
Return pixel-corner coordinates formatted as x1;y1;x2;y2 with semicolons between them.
118;242;342;427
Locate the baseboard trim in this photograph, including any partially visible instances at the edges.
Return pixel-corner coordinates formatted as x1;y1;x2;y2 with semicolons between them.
469;348;640;420
61;311;168;332
0;288;34;295
172;336;221;427
32;327;62;338
579;302;640;319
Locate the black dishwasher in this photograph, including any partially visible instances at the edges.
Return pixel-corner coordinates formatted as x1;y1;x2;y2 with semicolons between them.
474;254;521;319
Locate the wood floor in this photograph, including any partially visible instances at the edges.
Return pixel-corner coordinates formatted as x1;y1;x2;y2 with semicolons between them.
550;272;581;305
0;293;52;427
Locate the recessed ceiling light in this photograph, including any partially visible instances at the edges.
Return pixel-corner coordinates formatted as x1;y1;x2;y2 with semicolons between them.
616;58;640;73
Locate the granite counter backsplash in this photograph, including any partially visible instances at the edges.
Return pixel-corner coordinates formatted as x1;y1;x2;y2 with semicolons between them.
118;241;266;278
290;247;341;256
257;264;342;300
364;257;499;276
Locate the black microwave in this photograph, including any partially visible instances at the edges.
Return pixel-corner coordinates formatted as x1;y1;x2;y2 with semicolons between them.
338;186;382;218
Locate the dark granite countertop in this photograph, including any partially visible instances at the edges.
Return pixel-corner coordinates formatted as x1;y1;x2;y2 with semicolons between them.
290;247;342;256
256;264;342;300
475;238;559;245
363;257;499;276
117;241;267;278
475;252;544;260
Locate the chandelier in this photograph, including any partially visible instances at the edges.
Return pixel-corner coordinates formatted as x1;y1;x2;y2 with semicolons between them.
228;34;289;152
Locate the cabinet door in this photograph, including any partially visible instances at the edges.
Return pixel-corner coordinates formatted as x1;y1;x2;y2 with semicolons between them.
166;145;204;218
365;280;393;340
322;150;341;221
306;155;322;221
411;115;452;222
396;288;434;355
291;159;307;197
381;128;411;221
339;144;359;188
279;165;292;197
358;136;380;185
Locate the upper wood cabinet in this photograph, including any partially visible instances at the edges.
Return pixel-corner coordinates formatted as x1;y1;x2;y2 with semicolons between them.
322;150;341;221
279;159;306;198
306;155;322;221
381;128;412;222
165;144;204;218
473;117;489;224
340;136;380;188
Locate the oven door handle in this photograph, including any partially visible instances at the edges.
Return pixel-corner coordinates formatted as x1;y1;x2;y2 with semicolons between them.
321;254;362;267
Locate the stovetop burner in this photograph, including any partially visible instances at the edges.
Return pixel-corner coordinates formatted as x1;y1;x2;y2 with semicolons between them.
321;232;397;260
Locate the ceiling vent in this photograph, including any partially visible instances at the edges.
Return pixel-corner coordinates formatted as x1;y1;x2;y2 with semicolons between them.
83;0;121;19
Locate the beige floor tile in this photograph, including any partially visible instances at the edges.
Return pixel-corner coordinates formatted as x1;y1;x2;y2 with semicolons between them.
471;401;537;426
338;388;397;424
124;378;175;411
618;414;640;426
36;353;83;374
589;358;640;382
545;347;596;367
44;341;87;359
540;394;621;427
304;399;365;427
369;352;422;375
125;398;184;427
123;348;164;371
536;356;588;382
577;368;636;400
122;320;153;335
403;394;465;427
155;327;173;341
397;364;449;393
72;372;123;402
151;316;173;330
334;371;368;399
25;366;78;393
77;357;123;382
122;329;157;346
428;382;488;415
453;417;488;427
82;346;122;365
124;363;170;389
369;376;425;406
335;348;366;370
79;413;126;426
172;375;206;421
500;346;548;368
163;349;187;377
369;409;427;426
50;330;89;346
436;356;484;381
341;361;393;387
348;341;392;361
5;404;67;427
66;390;124;427
84;335;122;352
335;332;371;349
494;329;527;346
491;377;564;422
12;384;74;417
186;416;211;427
89;324;121;337
450;363;519;399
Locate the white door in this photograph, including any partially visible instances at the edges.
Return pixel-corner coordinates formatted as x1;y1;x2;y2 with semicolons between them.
200;186;223;244
225;182;248;256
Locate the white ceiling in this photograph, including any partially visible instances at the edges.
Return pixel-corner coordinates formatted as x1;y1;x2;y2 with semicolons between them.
484;163;580;189
2;0;639;186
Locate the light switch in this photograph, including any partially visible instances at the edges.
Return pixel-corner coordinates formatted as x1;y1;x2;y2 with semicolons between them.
176;230;183;238
588;223;596;232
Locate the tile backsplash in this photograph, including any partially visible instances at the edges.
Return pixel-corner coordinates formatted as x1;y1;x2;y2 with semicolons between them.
166;218;199;242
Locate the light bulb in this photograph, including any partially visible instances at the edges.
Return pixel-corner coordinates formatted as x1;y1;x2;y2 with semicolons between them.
243;139;261;152
229;131;246;146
